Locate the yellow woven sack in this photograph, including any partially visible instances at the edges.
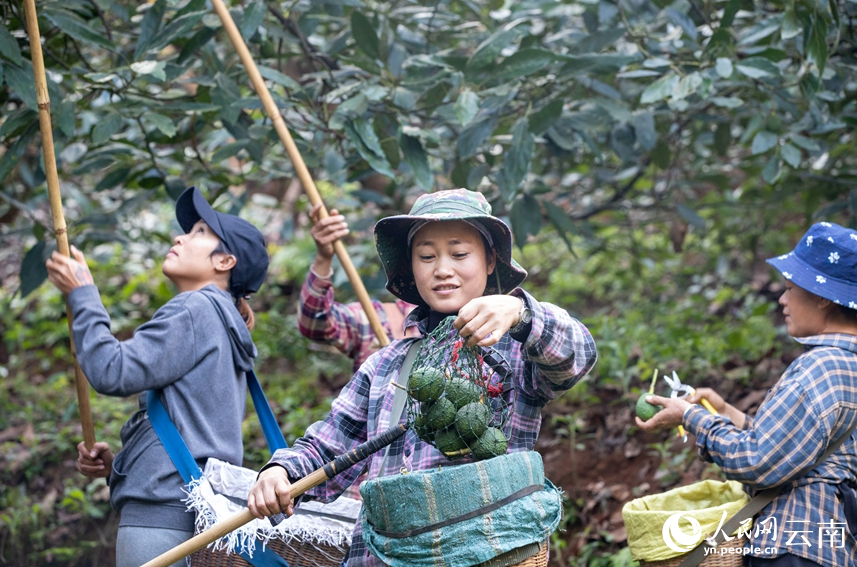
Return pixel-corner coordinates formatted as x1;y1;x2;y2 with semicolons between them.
622;480;750;562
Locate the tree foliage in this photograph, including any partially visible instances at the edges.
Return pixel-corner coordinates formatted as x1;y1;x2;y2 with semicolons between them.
0;0;855;289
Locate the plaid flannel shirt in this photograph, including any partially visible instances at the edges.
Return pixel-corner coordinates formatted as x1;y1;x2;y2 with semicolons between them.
684;333;857;567
267;288;597;567
298;268;416;372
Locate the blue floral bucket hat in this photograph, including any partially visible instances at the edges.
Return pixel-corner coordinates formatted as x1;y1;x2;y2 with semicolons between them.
374;189;527;305
766;222;857;309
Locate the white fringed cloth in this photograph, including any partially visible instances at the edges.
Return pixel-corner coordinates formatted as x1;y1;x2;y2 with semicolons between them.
185;458;361;560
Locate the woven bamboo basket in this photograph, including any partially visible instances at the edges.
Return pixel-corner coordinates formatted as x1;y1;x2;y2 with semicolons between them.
189;535;348;567
479;539;548;567
639;536;747;567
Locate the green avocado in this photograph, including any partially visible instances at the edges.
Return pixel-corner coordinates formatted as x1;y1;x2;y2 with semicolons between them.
455;402;491;441
408;367;445;402
445;377;482;409
435;428;468;455
426;397;457;430
635;394;662;422
471;427;508;460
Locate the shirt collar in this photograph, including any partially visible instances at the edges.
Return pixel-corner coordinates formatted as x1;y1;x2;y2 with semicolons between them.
794;333;857;354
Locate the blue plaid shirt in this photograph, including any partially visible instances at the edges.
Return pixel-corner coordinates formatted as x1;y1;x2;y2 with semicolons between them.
266;288;597;566
684;333;857;567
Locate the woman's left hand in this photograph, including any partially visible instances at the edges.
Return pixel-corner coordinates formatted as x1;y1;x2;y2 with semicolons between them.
46;246;93;295
454;295;523;347
634;395;691;432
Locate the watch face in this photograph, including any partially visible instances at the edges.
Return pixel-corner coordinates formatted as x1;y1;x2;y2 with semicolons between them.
521;306;532;324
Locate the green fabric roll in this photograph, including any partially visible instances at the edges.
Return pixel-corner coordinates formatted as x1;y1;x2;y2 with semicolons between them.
360;451;562;567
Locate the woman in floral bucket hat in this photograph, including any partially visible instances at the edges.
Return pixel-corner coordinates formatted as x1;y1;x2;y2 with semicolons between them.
248;189;598;566
639;221;857;567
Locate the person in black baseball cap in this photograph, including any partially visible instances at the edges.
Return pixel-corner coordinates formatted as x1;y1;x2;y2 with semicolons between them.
45;186;269;566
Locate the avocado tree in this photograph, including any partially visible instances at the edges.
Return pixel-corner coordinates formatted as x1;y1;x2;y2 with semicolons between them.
0;0;854;291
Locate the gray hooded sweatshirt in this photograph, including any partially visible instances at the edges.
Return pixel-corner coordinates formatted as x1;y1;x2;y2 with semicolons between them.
67;284;256;532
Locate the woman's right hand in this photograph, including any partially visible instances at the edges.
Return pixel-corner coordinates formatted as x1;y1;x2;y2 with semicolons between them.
688;387;726;413
689;387;746;428
248;466;295;519
309;204;349;262
77;441;114;478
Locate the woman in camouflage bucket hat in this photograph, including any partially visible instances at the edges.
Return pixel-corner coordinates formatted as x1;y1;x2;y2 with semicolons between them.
248;188;598;566
374;188;527;307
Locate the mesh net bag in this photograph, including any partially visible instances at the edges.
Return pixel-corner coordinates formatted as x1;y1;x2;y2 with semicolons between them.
405;316;514;460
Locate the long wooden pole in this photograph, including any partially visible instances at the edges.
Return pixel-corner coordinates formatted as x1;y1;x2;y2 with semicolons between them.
23;0;96;450
141;424;408;567
210;0;390;347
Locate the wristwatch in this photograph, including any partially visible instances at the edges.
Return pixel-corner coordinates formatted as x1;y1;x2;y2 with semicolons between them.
510;297;532;335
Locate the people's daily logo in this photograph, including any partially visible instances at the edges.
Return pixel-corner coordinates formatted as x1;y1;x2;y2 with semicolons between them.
662;512;703;553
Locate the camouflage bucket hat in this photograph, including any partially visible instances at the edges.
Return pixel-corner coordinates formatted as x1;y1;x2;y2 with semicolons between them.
374;189;527;305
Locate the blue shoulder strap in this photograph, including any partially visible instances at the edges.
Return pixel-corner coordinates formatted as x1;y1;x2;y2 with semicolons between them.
147;390;202;484
147;376;292;567
247;370;288;451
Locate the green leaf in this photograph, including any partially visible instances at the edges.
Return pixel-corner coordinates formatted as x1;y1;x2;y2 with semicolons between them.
806;14;829;72
344;118;395;178
20;241;49;298
711;97;744;108
145;113;176;138
131;60;167;81
762;156;782;184
780;143;801;168
665;8;698;41
496;49;556;80
677;204;706;229
351;11;380;60
457;114;498;159
135;0;166;60
43;8;116;51
640;73;678;104
715;58;733;78
721;0;741;28
573;28;625;54
498;117;535;202
258;66;303;91
714;122;731;156
0;108;37;139
146;11;207;54
751;131;778;154
240;2;266;41
509;194;542;248
735;57;781;79
178;27;216;65
211;140;249;163
56;100;76;138
0;122;37;181
94;166;131;191
400;135;432;191
790;134;820;152
454;89;479;127
467;28;519;70
212;73;241;125
0;23;22;66
528;100;563;135
651;141;671;168
672;72;702;100
4;64;37;109
633;111;657;151
782;5;802;39
92;112;123;145
543;200;576;251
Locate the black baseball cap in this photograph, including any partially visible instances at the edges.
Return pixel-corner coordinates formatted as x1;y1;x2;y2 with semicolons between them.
175;186;269;297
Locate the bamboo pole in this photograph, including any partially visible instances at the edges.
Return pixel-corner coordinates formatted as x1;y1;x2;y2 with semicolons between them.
210;0;390;347
22;0;96;450
141;424;408;567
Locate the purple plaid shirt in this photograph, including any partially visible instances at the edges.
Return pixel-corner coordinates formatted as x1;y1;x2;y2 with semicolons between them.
685;333;857;567
267;288;597;566
298;268;416;372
